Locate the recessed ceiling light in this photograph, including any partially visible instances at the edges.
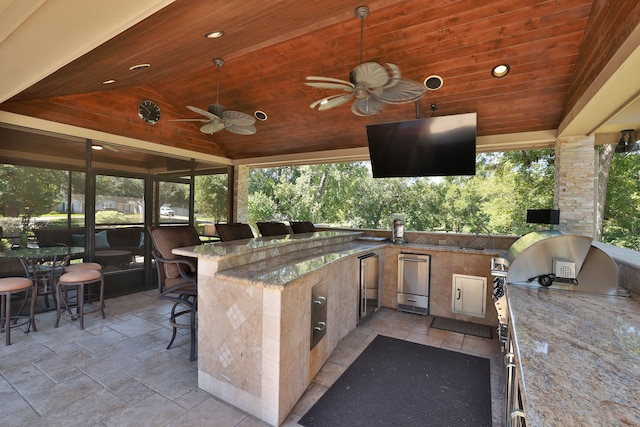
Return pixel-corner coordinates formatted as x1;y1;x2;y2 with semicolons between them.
91;144;103;151
254;111;268;121
491;64;510;78
205;31;224;39
129;63;151;71
102;79;116;85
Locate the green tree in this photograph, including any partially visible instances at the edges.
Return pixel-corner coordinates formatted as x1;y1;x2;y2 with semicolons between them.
0;165;66;218
603;150;640;249
195;174;228;220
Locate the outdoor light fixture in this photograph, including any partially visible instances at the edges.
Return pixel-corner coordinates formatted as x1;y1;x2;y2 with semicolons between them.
204;31;225;38
129;63;150;71
491;64;510;78
614;129;639;153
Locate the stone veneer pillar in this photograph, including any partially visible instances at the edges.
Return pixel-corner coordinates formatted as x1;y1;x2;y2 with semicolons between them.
554;135;596;237
234;164;249;222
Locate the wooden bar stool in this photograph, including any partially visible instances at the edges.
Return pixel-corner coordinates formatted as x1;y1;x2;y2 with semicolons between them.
55;269;105;329
0;277;36;345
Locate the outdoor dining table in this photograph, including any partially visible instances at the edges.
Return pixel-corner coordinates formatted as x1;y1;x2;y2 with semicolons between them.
0;246;85;317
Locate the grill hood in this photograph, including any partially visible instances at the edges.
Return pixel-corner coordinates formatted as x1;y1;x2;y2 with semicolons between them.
505;230;619;296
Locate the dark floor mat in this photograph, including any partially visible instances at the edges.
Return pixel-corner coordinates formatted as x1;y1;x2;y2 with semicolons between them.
298;335;492;427
430;317;493;339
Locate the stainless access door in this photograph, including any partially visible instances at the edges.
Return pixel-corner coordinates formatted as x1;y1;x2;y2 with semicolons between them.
397;253;430;314
359;253;380;323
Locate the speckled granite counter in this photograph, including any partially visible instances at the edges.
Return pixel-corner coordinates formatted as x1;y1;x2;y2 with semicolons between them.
507;285;640;425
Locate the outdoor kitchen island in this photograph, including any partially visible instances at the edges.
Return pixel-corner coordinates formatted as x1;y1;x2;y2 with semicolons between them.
173;230;384;426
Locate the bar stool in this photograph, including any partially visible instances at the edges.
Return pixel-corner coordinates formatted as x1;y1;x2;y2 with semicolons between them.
55;269;105;329
64;262;102;272
0;277;36;345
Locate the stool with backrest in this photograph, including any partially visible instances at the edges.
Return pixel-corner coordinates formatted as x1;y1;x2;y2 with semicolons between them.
0;277;36;345
215;223;255;241
290;221;316;233
55;267;105;329
148;225;200;361
257;221;290;237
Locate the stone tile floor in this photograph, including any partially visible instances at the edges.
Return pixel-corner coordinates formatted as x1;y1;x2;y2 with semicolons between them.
1;290;505;426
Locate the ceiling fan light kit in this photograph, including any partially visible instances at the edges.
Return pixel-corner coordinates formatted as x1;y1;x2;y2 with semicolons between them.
171;57;256;135
305;5;426;116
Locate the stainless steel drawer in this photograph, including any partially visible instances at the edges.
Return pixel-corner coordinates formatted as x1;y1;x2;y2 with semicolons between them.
396;292;428;308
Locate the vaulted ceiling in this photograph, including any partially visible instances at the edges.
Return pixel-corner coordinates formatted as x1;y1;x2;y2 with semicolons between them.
1;0;640;169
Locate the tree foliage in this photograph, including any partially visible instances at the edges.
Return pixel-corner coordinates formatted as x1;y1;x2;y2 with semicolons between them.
248;150;558;236
0;165;66;218
602;150;640;249
195;174;228;220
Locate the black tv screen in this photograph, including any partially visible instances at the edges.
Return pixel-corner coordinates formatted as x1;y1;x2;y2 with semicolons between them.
366;112;477;178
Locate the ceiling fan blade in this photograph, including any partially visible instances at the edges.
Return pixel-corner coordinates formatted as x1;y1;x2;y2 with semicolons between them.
187;105;219;120
352;62;389;87
377;79;426;104
385;63;402;80
222;110;256;126
352;96;384;116
226;124;257;135
168;118;211;122
306;76;354;87
305;81;354;90
310;93;353;110
200;122;225;134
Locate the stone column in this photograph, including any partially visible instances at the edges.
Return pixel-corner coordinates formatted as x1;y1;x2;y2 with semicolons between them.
554;135;597;237
233;164;249;222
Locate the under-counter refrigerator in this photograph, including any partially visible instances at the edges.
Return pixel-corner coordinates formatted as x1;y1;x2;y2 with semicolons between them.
358;252;380;323
397;252;430;314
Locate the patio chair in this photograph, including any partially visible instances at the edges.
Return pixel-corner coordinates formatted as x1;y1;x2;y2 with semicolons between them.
215;223;254;242
148;225;200;361
256;222;290;237
290;221;316;233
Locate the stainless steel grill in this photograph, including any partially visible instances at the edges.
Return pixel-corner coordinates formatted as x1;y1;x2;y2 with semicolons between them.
504;230;619;295
490;230;620;349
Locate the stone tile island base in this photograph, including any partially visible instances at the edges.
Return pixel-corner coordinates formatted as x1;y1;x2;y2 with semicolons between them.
175;231;375;426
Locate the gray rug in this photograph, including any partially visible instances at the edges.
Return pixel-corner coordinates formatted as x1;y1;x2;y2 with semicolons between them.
298;335;492;427
430;317;492;339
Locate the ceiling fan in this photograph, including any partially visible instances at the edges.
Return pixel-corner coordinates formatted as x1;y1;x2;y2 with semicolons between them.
172;58;256;135
305;6;426;116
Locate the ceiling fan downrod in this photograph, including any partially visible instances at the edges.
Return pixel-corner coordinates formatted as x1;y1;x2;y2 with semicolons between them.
213;58;224;105
355;6;369;64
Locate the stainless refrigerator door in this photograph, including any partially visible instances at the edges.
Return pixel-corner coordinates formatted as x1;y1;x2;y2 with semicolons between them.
359;253;380;321
398;253;430;296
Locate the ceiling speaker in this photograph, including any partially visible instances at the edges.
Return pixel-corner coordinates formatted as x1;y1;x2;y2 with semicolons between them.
424;75;443;91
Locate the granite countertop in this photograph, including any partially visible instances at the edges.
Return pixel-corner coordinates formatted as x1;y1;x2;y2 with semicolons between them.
507;285;640;425
173;231;500;290
215;240;382;288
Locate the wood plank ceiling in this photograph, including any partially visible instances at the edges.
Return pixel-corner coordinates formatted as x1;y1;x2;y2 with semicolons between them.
1;0;635;164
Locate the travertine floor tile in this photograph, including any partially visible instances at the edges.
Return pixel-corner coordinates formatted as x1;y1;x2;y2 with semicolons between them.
0;292;504;426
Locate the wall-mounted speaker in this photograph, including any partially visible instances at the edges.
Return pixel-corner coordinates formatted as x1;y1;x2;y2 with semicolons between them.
423;75;443;91
526;209;560;225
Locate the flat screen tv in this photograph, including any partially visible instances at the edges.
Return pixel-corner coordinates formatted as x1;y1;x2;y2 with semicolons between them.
366;112;477;178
